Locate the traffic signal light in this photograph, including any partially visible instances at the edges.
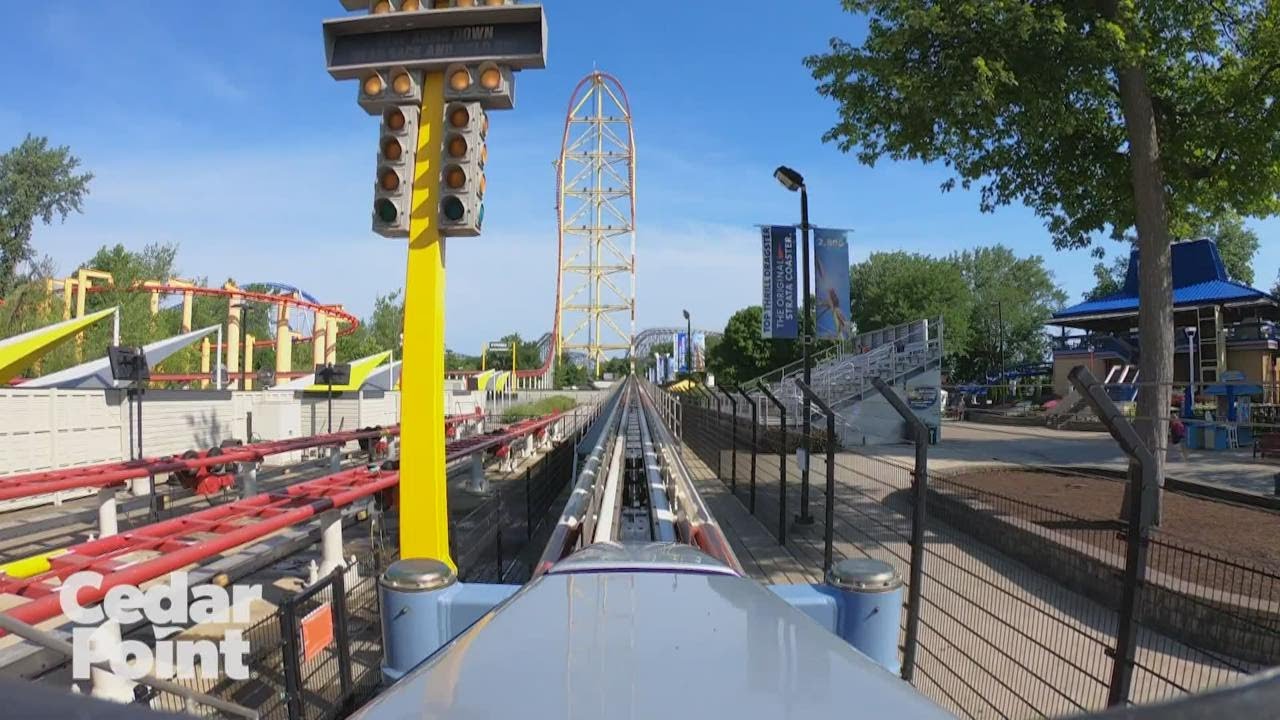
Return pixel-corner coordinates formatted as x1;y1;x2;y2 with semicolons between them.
358;67;421;114
443;62;515;109
438;101;486;236
373;104;419;237
340;0;425;11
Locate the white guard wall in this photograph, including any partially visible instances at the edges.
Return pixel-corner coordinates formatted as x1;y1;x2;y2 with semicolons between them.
0;388;408;476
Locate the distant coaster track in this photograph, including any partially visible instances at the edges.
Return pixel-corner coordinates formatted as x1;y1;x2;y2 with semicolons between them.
84;281;359;350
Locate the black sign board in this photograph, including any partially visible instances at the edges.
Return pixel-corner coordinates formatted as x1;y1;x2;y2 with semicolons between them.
108;346;150;383
324;5;546;79
314;363;352;387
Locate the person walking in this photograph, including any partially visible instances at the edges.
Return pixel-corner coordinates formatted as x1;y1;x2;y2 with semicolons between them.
1169;415;1189;461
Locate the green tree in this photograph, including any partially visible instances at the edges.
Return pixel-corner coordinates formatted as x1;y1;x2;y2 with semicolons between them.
601;357;631;377
707;306;775;386
1191;213;1259;286
445;349;481;372
807;0;1280;517
850;251;971;370
1084;255;1131;301
950;245;1067;382
0;136;93;295
555;359;589;388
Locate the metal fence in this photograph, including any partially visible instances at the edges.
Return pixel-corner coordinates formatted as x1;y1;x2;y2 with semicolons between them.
675;378;1280;719
450;404;602;584
133;562;382;720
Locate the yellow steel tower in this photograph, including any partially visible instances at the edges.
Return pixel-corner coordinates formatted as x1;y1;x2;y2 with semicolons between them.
555;72;637;377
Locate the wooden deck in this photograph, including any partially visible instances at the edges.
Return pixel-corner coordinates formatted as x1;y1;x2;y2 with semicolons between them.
683;449;820;585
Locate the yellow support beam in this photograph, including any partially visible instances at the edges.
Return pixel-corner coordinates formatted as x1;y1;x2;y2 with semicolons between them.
399;72;453;569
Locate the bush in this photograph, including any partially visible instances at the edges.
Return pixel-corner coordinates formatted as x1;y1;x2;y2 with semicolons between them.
502;395;577;423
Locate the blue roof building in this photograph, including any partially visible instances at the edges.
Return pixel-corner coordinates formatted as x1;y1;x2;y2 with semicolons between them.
1048;239;1280;400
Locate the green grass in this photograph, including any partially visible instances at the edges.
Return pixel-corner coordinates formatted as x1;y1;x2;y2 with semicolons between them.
502;395;577;423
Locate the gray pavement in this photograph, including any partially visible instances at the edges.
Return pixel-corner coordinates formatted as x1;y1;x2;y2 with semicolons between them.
864;421;1279;496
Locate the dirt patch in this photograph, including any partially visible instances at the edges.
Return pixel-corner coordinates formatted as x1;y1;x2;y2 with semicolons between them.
944;469;1280;587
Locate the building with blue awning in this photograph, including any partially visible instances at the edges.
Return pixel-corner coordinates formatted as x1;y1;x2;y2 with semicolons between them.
1048;239;1280;402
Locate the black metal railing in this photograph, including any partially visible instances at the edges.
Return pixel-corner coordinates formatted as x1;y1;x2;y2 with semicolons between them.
674;385;1280;719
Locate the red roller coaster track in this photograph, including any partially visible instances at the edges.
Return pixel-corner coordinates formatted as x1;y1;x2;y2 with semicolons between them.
83;282;360;350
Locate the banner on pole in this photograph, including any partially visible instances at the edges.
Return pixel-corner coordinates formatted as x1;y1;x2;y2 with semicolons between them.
761;225;798;339
814;228;852;339
692;331;706;372
674;332;688;373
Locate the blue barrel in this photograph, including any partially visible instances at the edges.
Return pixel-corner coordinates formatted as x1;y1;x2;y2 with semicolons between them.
379;558;457;681
826;557;904;674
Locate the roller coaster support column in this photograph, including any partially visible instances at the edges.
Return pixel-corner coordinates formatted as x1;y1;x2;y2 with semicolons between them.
400;72;454;568
96;487;118;538
237;461;258;498
275;300;292;380
318;509;345;577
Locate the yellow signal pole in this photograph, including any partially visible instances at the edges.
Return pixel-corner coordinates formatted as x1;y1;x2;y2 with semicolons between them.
400;72;453;569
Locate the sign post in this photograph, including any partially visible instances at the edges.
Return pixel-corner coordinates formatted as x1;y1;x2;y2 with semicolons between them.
322;3;546;569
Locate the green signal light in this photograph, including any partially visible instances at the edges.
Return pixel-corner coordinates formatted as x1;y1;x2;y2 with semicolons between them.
442;196;465;221
374;198;398;223
477;203;485;228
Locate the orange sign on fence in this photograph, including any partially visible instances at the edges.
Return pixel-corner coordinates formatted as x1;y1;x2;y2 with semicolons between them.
300;603;334;663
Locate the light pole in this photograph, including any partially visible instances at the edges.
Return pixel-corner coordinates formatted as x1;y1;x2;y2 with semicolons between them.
774;165;814;526
682;309;692;375
996;301;1005;402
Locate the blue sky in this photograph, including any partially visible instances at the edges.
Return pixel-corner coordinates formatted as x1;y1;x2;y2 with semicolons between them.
2;2;1277;353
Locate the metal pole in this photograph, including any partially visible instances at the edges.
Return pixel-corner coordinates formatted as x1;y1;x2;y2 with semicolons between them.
798;186;814;526
756;381;788;545
687;315;693;375
1068;365;1155;706
997;301;1005;402
794;380;836;573
737;386;757;514
719;385;738;494
871;376;929;682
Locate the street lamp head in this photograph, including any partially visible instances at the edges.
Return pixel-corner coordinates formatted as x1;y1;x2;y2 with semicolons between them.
682;309;690;320
773;165;805;192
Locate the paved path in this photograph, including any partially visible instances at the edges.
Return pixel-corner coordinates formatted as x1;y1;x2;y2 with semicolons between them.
865;421;1279;496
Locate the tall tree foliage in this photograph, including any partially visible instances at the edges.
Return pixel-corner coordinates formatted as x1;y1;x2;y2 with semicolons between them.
807;0;1280;519
0;136;93;295
850;251;971;369
950;245;1067;382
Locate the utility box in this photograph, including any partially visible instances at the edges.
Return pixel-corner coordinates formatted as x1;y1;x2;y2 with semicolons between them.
252;392;303;465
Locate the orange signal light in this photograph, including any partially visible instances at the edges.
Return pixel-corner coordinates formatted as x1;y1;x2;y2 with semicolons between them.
382;138;403;161
372;0;392;13
449;105;470;128
379;169;401;191
447;135;468;158
445;166;466;189
479;67;502;90
449;69;471;92
392;72;413;95
402;0;422;9
385;109;406;131
362;74;384;96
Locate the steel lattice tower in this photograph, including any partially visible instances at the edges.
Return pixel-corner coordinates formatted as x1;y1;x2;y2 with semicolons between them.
555;71;636;376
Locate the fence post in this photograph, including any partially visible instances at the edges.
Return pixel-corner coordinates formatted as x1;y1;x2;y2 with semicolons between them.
525;466;533;540
331;569;354;704
718;385;739;495
736;386;758;514
278;597;304;720
871;376;929;683
794;380;837;574
1068;365;1155;707
756;382;788;545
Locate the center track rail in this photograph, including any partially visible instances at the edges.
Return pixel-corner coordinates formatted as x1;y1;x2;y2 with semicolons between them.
534;379;741;575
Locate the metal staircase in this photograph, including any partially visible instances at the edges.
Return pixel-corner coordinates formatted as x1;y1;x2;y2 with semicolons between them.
741;318;943;432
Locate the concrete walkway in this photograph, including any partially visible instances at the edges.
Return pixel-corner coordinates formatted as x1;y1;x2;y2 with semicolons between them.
862;421;1279;496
